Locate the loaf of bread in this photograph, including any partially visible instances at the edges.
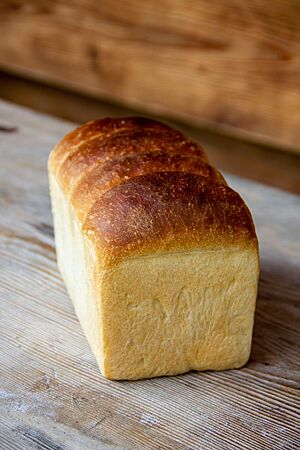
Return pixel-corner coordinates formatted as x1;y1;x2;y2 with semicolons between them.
48;117;259;380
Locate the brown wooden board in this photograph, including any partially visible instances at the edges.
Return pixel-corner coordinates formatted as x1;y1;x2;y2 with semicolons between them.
2;71;300;197
0;1;300;151
0;100;299;449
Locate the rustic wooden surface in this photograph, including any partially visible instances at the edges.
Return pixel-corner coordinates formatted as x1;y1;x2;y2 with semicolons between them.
2;71;300;197
0;1;300;151
0;100;299;449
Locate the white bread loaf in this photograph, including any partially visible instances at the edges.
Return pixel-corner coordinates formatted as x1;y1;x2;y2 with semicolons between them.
48;117;259;380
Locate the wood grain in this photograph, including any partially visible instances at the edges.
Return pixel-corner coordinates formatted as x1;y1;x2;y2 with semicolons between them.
0;100;299;449
2;71;300;197
0;1;300;151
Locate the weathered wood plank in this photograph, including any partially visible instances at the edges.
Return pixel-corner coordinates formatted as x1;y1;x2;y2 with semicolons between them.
2;71;300;196
0;100;299;449
0;1;300;151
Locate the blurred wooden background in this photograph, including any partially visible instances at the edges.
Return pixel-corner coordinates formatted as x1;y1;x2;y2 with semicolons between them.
0;0;299;193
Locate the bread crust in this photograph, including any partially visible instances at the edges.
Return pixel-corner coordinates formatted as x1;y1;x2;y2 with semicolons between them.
84;171;257;266
50;117;207;176
49;117;258;267
71;151;226;223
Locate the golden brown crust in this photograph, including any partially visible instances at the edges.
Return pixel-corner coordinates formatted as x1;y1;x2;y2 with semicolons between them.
71;151;226;222
50;116;206;176
49;117;258;268
57;128;208;196
83;172;257;266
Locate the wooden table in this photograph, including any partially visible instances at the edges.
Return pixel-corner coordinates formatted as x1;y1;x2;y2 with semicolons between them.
0;100;299;449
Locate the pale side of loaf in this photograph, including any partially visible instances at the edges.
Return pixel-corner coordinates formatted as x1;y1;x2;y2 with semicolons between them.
48;117;259;380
